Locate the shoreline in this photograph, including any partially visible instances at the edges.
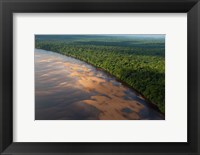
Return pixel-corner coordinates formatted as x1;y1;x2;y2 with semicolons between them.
36;48;165;118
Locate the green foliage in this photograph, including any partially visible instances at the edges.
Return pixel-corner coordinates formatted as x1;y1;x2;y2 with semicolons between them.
35;35;165;113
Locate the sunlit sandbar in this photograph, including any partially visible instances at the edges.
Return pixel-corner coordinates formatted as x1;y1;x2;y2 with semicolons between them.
35;49;164;120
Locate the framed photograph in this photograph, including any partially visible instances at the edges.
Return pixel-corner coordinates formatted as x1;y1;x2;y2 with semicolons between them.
0;0;199;154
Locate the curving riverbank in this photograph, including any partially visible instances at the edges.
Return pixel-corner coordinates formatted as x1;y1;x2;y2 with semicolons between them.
35;49;164;120
35;41;165;113
59;52;163;115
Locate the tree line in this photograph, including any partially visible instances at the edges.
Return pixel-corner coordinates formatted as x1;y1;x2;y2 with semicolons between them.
35;36;165;113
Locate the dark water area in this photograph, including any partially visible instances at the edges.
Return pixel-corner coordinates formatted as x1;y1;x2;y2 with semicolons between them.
35;49;164;120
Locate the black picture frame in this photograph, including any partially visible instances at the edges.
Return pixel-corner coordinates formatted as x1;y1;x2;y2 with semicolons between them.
0;0;200;154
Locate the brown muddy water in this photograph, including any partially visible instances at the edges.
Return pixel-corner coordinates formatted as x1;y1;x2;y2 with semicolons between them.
35;49;164;120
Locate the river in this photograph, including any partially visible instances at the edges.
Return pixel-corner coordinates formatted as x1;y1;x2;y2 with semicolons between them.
35;49;164;120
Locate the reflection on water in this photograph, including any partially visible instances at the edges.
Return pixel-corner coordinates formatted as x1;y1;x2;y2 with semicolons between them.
35;49;164;120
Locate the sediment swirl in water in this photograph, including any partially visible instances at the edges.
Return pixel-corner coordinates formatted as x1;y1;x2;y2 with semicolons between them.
35;49;164;120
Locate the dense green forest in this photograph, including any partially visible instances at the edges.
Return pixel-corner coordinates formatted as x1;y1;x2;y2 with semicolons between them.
35;35;165;113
